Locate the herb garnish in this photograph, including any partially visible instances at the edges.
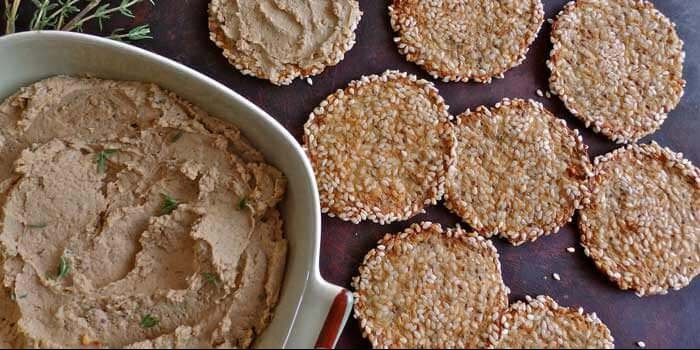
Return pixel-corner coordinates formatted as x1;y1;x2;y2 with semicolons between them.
110;24;152;41
56;256;70;279
237;197;248;211
160;193;178;215
140;314;159;329
7;291;26;301
201;272;220;286
170;131;184;143
27;223;47;229
96;149;118;174
4;0;156;42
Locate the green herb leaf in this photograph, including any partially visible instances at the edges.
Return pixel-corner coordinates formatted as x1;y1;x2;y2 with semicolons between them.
56;256;70;279
27;223;48;229
96;149;118;174
110;24;153;42
140;314;159;329
170;131;184;143
8;291;27;301
201;272;220;286
160;193;178;215
8;0;156;36
237;197;248;211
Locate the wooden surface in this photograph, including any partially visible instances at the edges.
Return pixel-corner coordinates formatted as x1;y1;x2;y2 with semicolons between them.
3;0;698;348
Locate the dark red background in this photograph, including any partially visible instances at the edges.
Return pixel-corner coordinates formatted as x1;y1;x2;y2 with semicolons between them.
3;0;698;348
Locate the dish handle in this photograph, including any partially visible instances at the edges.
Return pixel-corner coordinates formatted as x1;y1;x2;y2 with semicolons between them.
291;279;353;349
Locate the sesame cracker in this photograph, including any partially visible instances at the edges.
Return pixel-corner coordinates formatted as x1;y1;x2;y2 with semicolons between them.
548;0;686;143
445;99;592;245
353;222;509;348
487;295;615;348
304;70;455;224
389;0;544;83
579;142;700;296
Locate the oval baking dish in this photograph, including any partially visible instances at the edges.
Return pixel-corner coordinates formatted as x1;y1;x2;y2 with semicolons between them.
0;31;352;349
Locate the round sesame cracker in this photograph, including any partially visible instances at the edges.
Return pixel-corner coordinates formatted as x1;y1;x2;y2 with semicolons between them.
487;295;615;349
445;99;592;246
208;0;362;86
303;70;454;224
548;0;686;143
352;222;509;348
579;142;700;296
389;0;544;83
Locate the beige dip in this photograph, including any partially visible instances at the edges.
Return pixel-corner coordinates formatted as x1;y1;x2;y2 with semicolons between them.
0;76;287;348
209;0;362;85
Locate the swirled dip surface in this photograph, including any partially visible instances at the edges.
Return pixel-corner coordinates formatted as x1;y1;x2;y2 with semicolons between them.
0;76;287;348
209;0;362;85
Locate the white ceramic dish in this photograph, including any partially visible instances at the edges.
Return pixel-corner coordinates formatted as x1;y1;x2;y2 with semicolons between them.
0;31;352;349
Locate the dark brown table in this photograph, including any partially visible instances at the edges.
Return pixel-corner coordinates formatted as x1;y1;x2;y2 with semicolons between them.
4;0;698;348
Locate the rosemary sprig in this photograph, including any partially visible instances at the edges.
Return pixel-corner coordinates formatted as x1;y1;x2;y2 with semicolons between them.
110;24;151;41
62;0;153;32
30;0;80;31
160;193;178;215
4;0;155;42
140;314;159;329
4;0;22;34
56;256;70;279
96;149;118;174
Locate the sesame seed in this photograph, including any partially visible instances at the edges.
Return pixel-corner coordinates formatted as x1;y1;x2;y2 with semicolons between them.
567;247;576;253
552;273;561;281
637;341;646;348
